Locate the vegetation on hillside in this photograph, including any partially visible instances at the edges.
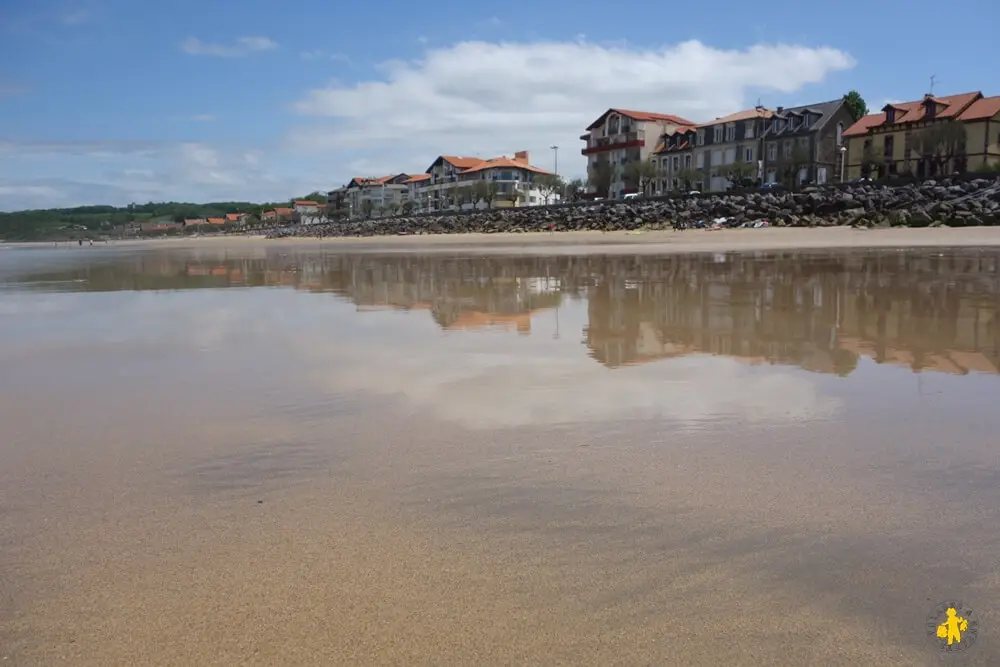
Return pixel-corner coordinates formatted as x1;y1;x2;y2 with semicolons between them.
0;192;328;241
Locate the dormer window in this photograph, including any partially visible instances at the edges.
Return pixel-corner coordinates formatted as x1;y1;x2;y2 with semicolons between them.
885;107;896;124
802;113;811;129
771;118;779;133
923;99;936;119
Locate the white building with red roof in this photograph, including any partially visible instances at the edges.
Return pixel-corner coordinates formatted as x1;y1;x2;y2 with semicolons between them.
581;108;695;199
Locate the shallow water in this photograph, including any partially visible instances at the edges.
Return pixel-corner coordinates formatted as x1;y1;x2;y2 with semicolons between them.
2;244;1000;665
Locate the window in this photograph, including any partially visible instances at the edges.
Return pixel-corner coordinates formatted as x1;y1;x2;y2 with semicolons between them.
713;126;724;142
886;108;895;123
802;114;811;129
684;155;692;168
783;141;792;158
697;129;705;146
712;150;723;166
744;147;754;162
724;148;736;164
771;118;779;133
696;152;704;168
672;156;679;170
766;169;777;184
817;167;828;184
836;122;843;146
745;122;755;139
767;143;777;161
725;123;736;141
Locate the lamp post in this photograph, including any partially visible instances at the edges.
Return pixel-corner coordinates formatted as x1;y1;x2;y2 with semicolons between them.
839;145;847;183
550;145;559;176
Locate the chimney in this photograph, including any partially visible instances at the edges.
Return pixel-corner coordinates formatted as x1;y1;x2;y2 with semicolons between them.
776;106;784;114
514;150;529;164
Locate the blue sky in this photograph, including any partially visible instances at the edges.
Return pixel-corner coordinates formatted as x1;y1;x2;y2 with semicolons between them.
0;0;996;211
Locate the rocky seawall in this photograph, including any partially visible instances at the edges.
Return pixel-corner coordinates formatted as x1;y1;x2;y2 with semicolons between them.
270;176;1000;238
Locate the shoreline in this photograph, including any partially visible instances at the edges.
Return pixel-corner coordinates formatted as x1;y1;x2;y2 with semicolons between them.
8;226;1000;254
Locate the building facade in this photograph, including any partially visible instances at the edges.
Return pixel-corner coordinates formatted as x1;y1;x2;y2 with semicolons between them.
843;91;1000;181
411;152;556;213
654;108;771;193
760;99;855;187
581;108;695;199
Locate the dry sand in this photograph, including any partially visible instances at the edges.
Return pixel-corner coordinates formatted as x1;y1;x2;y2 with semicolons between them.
14;225;1000;254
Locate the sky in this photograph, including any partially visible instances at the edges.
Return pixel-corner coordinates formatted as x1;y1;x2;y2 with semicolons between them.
0;0;996;211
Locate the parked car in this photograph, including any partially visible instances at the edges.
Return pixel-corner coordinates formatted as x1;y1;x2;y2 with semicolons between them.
760;183;780;191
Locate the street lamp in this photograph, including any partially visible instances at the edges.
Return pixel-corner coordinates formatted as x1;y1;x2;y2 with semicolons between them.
839;145;848;183
550;145;559;177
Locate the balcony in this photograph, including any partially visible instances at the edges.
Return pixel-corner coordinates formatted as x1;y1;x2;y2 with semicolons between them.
582;130;646;155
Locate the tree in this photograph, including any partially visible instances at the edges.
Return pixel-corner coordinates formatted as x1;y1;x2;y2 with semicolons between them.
471;180;499;208
587;160;613;198
564;178;585;201
451;186;464;210
675;167;700;191
362;200;374;219
534;174;564;205
388;202;401;217
623;157;658;196
861;142;881;179
843;90;869;122
914;120;968;176
723;152;756;189
401;200;415;215
778;145;812;188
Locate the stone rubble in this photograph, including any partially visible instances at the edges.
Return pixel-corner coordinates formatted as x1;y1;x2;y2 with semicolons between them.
268;176;1000;238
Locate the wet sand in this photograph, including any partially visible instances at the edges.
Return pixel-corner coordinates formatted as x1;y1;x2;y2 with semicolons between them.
2;245;1000;665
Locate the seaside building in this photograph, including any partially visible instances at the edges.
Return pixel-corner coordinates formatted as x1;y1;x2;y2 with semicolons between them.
404;152;556;214
842;91;1000;180
654;107;771;193
580;108;695;199
760;99;855;187
652;99;853;193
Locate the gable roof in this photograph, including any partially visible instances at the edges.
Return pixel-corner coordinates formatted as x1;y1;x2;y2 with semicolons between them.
766;99;846;137
586;108;695;130
958;95;1000;121
459;156;553;175
844;92;982;137
405;173;431;183
696;107;774;128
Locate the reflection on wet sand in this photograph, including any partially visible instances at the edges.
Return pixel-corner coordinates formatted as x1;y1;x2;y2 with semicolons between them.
12;248;1000;377
3;246;1000;665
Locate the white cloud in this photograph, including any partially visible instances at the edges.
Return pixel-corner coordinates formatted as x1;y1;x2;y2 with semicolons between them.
180;36;277;58
288;38;855;179
305;334;841;431
0;141;313;210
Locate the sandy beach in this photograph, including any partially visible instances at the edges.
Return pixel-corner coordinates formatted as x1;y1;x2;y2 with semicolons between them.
3;233;1000;666
10;225;1000;254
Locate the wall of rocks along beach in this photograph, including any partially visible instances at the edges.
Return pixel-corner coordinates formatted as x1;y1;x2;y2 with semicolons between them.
270;176;1000;238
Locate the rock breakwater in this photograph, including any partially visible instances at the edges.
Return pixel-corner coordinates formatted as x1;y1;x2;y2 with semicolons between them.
270;176;1000;238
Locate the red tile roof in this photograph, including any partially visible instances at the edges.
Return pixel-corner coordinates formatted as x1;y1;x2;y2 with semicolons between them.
206;217;226;225
459;156;553;175
224;213;243;221
695;107;773;128
844;92;982;137
274;207;294;215
293;200;319;206
441;156;485;169
958;96;1000;121
587;108;696;130
405;173;431;183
